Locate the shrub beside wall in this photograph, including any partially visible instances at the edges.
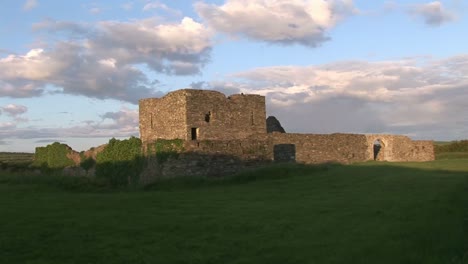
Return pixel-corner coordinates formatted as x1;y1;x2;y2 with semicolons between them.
33;142;75;169
95;137;144;186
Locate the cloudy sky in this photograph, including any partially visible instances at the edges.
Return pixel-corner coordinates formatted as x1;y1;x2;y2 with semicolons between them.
1;0;467;152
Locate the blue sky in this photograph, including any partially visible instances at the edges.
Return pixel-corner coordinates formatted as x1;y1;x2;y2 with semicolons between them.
1;0;467;152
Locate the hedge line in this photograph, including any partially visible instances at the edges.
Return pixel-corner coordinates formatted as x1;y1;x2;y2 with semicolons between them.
32;137;186;186
434;140;468;153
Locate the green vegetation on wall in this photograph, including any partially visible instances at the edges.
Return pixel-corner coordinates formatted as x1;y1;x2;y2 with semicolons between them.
147;139;184;163
33;142;75;169
96;137;144;186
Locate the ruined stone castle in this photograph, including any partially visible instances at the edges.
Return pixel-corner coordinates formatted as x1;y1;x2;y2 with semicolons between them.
138;89;434;178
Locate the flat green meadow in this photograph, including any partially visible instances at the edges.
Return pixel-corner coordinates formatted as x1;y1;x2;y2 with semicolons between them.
1;159;467;263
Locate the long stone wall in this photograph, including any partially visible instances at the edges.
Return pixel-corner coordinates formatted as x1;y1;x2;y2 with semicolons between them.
140;132;434;182
265;133;370;164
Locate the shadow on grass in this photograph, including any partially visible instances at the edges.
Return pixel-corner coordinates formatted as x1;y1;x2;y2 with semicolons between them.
0;173;113;192
143;163;334;191
1;160;467;194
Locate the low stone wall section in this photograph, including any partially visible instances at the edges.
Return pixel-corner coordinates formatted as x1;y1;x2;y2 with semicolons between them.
140;139;272;182
141;132;435;182
365;135;434;162
260;133;370;164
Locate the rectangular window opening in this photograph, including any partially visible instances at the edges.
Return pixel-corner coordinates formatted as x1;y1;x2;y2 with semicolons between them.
191;127;198;140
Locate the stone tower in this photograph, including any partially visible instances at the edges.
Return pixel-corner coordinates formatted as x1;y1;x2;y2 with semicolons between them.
139;89;266;145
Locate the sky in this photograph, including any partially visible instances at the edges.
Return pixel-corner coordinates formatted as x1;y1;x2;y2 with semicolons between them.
1;0;467;152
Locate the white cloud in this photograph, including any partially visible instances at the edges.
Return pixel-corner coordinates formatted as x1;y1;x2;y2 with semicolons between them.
0;122;16;130
1;104;28;116
0;17;212;103
13;117;29;123
202;55;468;140
100;107;139;133
410;1;456;26
32;19;90;35
89;7;101;14
143;2;182;17
121;2;133;11
195;0;357;47
0;108;139;143
23;0;38;11
143;2;164;11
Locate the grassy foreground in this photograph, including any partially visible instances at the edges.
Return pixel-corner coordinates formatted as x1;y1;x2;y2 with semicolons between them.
1;160;467;264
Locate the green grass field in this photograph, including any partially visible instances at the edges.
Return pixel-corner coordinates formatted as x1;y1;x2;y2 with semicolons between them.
0;152;34;170
1;159;467;263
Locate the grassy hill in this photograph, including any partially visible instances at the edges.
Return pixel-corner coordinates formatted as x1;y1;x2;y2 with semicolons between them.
0;159;467;263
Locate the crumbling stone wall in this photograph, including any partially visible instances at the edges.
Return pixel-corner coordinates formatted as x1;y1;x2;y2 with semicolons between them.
409;141;435;161
140;139;272;182
141;132;433;182
83;144;107;160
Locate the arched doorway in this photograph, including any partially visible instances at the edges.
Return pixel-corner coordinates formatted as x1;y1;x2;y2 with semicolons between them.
373;139;385;161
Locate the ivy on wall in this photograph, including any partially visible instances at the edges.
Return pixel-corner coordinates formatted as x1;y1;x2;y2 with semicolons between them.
147;139;184;163
95;137;144;186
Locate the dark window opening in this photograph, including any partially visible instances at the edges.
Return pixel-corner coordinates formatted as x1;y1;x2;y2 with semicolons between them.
274;144;296;163
205;111;211;123
373;139;383;160
191;127;198;140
